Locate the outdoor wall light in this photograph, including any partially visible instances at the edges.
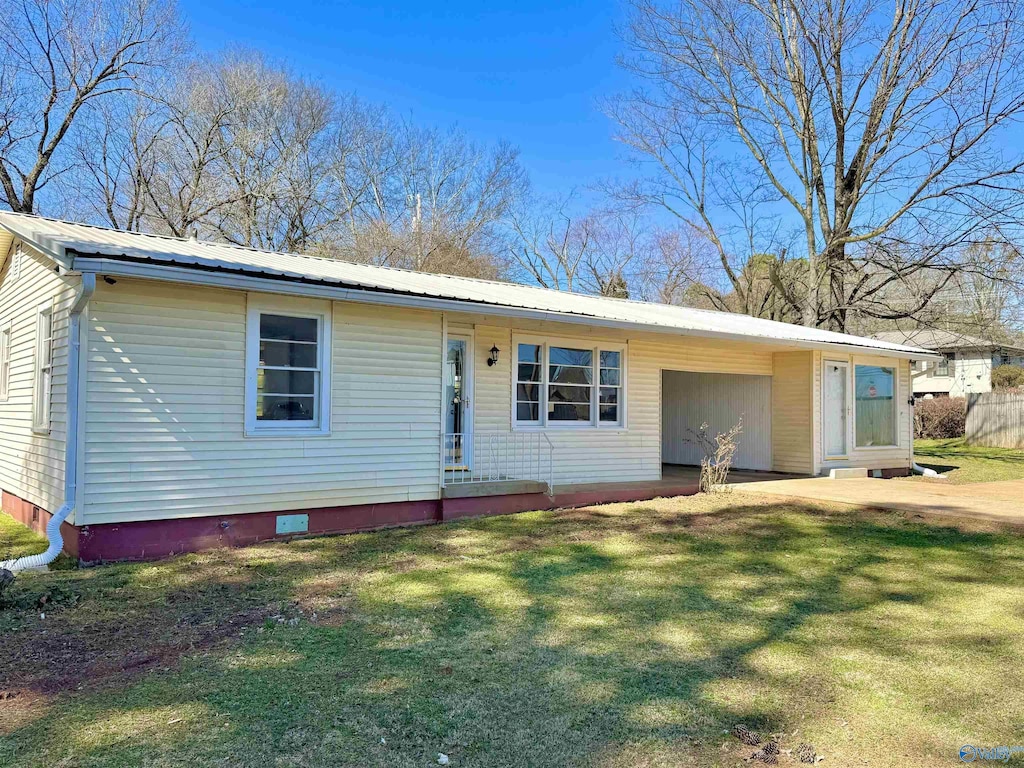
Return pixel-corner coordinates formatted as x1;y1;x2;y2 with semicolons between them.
487;345;500;366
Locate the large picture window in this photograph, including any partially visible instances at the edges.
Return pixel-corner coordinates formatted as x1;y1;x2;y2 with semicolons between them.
855;365;896;447
515;339;625;428
245;299;331;436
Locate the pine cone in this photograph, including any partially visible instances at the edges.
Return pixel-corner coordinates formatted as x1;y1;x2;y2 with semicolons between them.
762;739;780;756
731;724;762;746
796;743;817;763
751;748;779;765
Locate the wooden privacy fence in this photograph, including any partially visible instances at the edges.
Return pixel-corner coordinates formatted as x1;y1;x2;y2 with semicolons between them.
966;392;1024;449
855;397;896;447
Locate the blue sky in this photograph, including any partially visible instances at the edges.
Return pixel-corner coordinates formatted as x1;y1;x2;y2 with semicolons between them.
179;0;633;200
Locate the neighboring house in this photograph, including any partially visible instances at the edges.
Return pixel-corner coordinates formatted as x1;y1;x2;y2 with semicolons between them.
873;329;1024;398
0;213;937;562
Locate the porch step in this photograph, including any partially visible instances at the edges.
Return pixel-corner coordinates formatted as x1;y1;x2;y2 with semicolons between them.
442;480;550;499
828;467;869;479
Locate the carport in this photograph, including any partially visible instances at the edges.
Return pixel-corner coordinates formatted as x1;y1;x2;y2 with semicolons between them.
661;370;773;472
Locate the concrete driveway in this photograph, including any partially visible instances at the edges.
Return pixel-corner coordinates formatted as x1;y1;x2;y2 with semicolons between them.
736;476;1024;526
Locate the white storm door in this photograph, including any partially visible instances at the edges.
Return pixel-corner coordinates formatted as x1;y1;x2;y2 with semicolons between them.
823;360;849;458
444;334;474;469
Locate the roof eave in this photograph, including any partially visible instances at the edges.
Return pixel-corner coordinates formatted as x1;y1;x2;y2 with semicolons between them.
72;254;942;361
0;216;74;270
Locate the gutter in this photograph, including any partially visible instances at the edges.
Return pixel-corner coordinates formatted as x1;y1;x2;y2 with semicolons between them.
1;273;95;571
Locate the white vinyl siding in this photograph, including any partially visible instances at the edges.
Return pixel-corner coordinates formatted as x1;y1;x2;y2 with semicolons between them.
0;244;76;516
77;278;917;527
771;352;814;474
911;350;993;397
81;279;442;525
475;322;775;485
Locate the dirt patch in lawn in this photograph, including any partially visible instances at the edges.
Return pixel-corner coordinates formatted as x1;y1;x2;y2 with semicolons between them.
0;561;296;734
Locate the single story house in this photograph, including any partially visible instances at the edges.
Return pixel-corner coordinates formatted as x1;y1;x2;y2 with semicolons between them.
0;212;937;564
873;329;1024;398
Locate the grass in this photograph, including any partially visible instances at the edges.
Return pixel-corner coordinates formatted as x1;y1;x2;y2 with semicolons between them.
2;495;1024;767
0;512;47;561
0;513;75;570
914;438;1024;484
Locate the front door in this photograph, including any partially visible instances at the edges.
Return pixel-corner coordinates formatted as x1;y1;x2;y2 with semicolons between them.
823;360;849;458
444;333;473;469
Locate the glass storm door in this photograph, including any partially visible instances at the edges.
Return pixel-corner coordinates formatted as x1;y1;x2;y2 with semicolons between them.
444;334;473;469
823;361;849;458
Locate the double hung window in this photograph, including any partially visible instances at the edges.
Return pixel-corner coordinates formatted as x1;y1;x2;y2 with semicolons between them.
515;340;624;428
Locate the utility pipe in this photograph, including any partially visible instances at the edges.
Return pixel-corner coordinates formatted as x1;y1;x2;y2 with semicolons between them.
913;462;947;479
1;273;95;571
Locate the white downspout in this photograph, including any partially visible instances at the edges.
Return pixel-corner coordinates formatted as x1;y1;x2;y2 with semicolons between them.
1;272;95;571
908;386;947;480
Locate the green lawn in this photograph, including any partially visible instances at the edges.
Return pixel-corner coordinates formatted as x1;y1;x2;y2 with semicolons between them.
0;512;47;561
914;438;1024;484
2;496;1024;767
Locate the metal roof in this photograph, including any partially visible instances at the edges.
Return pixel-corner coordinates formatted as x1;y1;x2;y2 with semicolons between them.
0;211;938;359
873;329;1024;354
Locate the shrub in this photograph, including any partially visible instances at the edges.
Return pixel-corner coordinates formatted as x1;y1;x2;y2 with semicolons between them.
688;418;743;492
992;364;1024;391
914;396;966;439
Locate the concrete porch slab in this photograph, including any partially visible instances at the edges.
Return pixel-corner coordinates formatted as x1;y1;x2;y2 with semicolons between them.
442;480;549;498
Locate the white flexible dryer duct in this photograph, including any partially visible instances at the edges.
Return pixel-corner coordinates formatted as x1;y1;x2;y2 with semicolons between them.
913;462;947;479
1;272;95;572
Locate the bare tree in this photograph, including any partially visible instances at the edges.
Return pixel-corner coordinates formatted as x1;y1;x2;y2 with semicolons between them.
508;193;593;291
860;239;1024;339
139;60;239;239
73;49;527;278
611;0;1024;331
626;223;715;304
70;92;162;231
350;119;526;277
0;0;185;213
577;208;651;298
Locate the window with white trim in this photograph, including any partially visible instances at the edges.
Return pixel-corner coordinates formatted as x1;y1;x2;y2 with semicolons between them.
931;353;953;377
245;301;331;435
32;305;53;432
0;324;10;401
515;340;625;427
854;364;897;447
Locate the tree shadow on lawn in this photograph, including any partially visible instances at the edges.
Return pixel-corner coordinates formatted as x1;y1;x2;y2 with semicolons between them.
3;497;1024;767
915;443;1024;465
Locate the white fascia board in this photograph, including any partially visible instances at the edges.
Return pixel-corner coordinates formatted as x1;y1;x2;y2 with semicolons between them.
0;219;74;271
72;256;943;362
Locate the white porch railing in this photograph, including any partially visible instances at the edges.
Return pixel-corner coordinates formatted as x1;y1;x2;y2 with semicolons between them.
441;431;554;491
